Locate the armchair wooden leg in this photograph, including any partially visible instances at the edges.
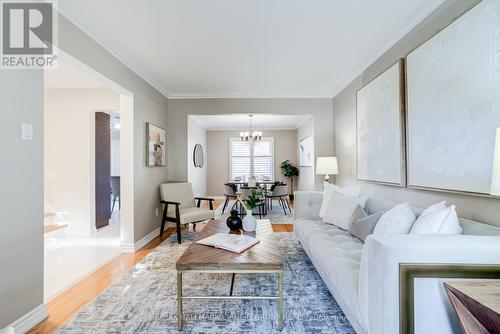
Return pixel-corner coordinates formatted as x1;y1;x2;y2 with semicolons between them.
175;205;182;244
222;197;229;214
176;220;182;244
160;206;168;236
193;223;196;231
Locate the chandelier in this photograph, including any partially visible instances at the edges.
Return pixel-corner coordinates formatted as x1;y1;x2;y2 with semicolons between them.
240;114;262;143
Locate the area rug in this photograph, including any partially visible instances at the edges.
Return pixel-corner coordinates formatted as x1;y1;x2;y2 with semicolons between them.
214;200;294;225
57;232;354;333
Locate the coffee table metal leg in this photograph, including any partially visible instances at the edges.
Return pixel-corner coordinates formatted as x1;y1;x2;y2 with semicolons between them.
278;270;284;331
177;270;183;331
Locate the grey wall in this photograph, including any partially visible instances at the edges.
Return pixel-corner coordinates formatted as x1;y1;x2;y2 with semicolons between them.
333;0;500;227
0;71;44;326
0;13;170;327
206;129;298;195
187;117;208;196
167;99;334;191
57;15;170;243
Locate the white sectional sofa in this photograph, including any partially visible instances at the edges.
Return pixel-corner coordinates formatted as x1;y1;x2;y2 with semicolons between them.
293;191;500;334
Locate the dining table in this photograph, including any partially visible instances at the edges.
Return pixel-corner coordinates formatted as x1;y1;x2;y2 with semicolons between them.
227;179;277;191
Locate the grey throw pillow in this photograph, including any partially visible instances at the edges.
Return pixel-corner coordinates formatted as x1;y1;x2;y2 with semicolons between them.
349;211;384;241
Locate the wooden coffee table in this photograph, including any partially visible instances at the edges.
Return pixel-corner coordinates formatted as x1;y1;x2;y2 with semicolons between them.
176;219;284;330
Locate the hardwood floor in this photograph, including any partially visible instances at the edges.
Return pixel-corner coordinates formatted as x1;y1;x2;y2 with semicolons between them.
272;224;294;232
31;222;293;333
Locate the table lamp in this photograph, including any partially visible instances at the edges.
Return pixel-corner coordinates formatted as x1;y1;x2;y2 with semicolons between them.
316;157;338;183
491;128;500;196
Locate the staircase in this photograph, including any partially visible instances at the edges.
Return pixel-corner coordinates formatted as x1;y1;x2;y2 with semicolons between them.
44;201;70;237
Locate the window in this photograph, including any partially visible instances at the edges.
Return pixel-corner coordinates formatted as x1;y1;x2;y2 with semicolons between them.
229;140;251;180
229;137;274;179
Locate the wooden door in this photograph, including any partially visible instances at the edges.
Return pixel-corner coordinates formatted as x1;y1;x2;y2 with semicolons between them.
95;112;111;229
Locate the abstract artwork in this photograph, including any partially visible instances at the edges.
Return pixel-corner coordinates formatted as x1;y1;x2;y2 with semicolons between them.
146;122;166;167
356;59;405;186
299;136;314;167
406;0;500;195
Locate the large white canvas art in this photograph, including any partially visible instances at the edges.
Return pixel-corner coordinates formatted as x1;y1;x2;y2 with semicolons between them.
299;136;313;167
357;60;405;186
407;0;500;195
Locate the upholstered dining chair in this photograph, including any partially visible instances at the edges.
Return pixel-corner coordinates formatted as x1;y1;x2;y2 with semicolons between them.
160;182;215;243
266;183;291;215
110;176;120;212
222;183;237;214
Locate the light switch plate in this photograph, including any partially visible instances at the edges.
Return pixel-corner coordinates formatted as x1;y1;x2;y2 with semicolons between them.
22;123;33;141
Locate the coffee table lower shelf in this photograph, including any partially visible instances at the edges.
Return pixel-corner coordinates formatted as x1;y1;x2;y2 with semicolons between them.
176;269;284;331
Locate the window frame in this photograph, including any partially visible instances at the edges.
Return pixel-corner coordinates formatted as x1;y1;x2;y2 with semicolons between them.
228;136;274;180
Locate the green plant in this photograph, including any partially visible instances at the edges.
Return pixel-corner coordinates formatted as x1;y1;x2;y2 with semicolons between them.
242;188;265;211
280;160;299;194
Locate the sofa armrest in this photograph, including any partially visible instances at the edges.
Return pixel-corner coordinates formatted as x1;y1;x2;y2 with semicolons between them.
358;234;500;334
293;191;323;219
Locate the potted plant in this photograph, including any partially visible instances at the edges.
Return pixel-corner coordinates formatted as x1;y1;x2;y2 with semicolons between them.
241;188;265;232
280;160;299;200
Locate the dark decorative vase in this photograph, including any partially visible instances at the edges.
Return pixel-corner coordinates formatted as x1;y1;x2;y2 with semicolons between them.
226;209;242;231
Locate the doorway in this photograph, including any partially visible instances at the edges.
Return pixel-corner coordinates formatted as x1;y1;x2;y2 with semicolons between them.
94;111;121;231
43;49;134;301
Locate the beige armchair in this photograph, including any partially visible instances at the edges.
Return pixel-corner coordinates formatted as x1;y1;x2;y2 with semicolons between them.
160;182;215;243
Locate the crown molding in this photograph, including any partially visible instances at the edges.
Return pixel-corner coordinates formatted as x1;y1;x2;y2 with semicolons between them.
206;127;299;131
56;5;171;99
330;0;444;98
168;93;334;100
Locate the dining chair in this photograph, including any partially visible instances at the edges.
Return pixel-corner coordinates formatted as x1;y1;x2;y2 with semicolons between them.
160;182;215;243
266;183;291;215
222;183;237;214
110;176;120;212
265;181;282;209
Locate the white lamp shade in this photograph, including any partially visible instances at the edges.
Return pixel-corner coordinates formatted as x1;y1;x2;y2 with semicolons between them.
491;128;500;196
316;157;338;175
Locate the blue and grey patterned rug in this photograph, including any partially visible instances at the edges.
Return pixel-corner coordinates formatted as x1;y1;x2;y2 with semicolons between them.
58;232;354;333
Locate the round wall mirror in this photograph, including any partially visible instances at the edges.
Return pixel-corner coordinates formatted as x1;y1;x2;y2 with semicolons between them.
193;144;204;168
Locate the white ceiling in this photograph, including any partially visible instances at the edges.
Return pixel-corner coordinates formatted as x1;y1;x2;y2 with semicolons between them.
58;0;444;98
190;114;311;130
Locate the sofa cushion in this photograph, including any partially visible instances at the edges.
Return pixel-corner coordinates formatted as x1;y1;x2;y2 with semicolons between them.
373;202;416;235
323;192;365;230
319;183;358;219
349;211;384;241
311;232;363;318
168;207;214;225
410;203;462;235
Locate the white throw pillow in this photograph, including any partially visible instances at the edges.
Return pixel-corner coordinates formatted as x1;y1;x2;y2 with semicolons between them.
358;196;368;209
319;183;339;219
319;183;359;219
420;201;447;216
323;191;365;230
410;203;462;235
373;202;416;235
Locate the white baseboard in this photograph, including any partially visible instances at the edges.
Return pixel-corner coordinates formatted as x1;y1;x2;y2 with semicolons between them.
8;304;48;334
120;227;161;253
